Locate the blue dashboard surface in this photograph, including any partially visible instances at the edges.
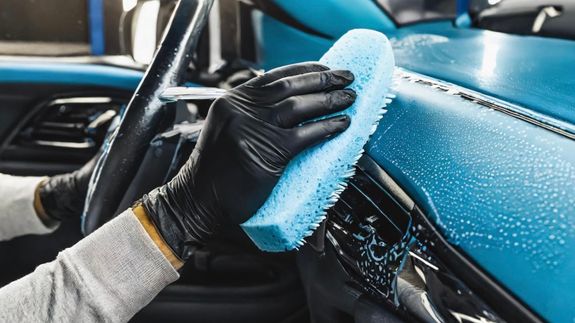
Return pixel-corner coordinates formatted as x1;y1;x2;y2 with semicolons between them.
367;78;575;323
0;62;143;90
272;0;394;39
254;11;575;322
252;10;333;71
255;16;575;132
390;22;575;132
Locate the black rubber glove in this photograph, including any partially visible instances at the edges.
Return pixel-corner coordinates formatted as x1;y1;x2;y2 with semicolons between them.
38;157;97;222
141;63;356;260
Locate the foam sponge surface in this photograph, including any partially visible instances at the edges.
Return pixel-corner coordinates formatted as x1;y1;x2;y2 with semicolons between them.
241;29;395;251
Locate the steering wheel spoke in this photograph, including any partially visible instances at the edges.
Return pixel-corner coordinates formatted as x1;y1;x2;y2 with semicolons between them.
83;0;214;235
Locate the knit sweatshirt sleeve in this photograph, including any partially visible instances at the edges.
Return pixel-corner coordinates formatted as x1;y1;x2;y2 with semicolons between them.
0;208;180;322
0;173;57;241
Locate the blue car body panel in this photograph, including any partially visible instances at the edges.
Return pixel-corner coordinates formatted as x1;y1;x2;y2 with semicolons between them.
0;62;143;90
257;5;575;322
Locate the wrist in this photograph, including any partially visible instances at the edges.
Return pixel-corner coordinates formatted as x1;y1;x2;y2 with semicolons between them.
141;185;210;261
132;203;184;270
34;178;59;228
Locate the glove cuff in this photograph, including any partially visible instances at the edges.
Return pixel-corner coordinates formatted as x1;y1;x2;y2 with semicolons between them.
140;186;207;262
132;203;184;269
34;177;60;228
39;174;85;221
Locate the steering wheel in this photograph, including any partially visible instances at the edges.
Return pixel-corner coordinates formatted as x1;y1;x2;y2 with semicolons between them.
83;0;214;235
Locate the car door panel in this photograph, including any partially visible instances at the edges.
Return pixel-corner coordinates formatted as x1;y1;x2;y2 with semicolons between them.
0;62;142;175
0;62;141;292
0;62;143;90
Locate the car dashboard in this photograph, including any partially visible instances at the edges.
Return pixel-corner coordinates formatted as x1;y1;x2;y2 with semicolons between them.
298;154;534;322
295;64;575;322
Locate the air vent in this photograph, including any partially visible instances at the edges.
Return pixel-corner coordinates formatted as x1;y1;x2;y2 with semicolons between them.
326;158;415;303
13;96;122;150
325;156;536;323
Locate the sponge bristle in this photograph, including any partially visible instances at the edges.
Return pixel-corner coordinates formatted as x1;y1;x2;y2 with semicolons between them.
241;29;396;252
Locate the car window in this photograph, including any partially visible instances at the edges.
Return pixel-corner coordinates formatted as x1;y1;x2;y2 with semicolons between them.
0;0;93;56
375;0;456;25
0;0;176;61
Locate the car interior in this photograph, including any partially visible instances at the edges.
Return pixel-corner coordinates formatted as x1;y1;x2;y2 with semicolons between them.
0;0;556;322
0;1;325;322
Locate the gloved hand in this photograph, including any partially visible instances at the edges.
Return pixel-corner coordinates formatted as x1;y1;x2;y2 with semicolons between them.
141;63;356;261
38;157;97;223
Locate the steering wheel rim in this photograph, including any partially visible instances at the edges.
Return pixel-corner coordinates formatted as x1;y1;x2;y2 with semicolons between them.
82;0;214;235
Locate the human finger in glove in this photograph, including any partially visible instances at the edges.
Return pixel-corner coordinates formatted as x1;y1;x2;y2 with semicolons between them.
139;62;356;262
35;156;98;226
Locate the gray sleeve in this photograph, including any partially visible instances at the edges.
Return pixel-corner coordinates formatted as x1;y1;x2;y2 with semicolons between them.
0;209;180;323
0;173;57;240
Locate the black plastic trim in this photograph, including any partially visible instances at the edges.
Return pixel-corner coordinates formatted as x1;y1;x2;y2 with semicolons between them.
411;205;544;323
358;155;545;323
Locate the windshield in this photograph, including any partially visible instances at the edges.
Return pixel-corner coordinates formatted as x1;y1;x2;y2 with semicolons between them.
470;0;575;40
376;0;574;41
376;0;456;25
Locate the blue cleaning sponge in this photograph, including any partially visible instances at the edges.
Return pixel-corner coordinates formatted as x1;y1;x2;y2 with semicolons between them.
241;29;396;252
